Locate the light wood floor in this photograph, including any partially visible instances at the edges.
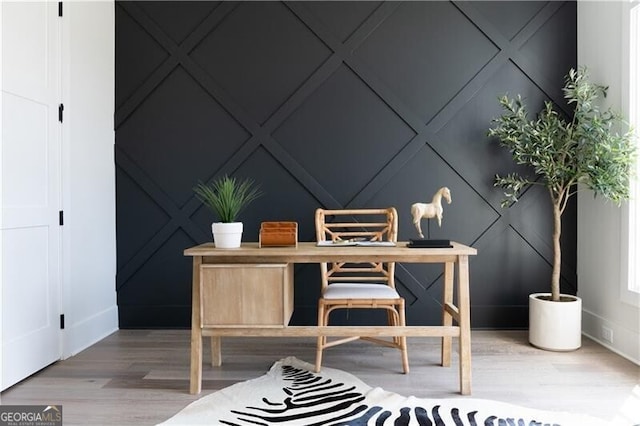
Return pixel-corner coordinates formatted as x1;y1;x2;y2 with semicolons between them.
1;330;638;425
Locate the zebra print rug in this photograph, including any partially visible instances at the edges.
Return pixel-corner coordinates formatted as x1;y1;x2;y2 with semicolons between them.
160;356;609;426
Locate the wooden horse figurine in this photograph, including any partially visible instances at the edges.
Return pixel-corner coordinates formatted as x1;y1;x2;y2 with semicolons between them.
411;187;452;238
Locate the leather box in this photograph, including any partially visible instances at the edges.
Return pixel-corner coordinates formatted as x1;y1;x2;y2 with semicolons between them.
259;222;298;247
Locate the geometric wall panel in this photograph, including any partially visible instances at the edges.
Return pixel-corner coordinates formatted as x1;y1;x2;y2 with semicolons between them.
190;1;333;124
115;0;577;328
434;62;551;207
115;167;171;269
273;65;416;206
115;4;169;109
472;2;547;41
117;66;250;207
519;1;578;101
303;1;382;43
137;1;220;45
355;1;500;124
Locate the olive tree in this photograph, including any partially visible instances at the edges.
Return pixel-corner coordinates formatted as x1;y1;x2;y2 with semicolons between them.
488;67;636;302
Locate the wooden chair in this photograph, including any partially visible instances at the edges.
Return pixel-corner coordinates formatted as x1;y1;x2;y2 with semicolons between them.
314;207;409;373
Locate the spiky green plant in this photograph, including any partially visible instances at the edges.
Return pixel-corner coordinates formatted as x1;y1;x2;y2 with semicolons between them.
488;67;636;302
194;175;263;223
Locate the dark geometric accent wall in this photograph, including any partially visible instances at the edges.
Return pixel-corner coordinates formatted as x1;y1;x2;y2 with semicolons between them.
115;1;577;329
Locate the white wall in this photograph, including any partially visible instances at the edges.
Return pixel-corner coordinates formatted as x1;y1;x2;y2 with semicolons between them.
0;0;4;388
577;1;640;364
60;1;117;358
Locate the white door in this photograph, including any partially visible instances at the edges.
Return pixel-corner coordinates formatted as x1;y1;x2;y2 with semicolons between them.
1;1;62;390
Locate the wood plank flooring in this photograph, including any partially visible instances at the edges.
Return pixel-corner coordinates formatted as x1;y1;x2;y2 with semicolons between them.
0;330;638;425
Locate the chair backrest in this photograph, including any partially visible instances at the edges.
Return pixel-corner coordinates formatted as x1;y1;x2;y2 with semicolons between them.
315;208;398;291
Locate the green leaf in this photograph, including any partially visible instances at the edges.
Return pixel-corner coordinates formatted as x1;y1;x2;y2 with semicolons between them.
487;66;637;207
194;175;263;223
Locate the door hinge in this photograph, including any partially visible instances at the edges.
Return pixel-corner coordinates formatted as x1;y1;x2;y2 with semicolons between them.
58;2;63;17
60;314;65;330
59;210;64;226
58;104;64;123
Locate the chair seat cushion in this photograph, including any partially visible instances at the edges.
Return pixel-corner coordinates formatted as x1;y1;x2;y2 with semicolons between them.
322;283;400;300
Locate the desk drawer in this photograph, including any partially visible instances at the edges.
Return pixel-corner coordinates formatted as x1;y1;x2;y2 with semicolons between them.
200;263;293;327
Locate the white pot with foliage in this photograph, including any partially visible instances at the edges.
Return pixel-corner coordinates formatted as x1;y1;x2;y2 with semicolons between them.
194;175;262;249
488;67;636;351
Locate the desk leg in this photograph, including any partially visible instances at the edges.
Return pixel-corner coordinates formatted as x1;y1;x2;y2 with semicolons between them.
190;256;203;395
211;336;221;366
457;255;472;395
441;261;454;367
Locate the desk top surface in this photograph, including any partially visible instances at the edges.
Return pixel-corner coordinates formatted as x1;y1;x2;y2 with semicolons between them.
184;241;476;263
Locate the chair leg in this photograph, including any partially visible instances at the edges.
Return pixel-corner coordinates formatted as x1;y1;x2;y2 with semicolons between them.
387;310;398;346
385;306;408;373
315;302;325;373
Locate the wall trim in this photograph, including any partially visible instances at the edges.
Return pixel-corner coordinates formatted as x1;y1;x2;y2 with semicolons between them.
582;308;640;366
63;306;118;359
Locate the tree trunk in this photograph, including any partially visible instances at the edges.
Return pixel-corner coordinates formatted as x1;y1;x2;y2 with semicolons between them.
551;201;562;302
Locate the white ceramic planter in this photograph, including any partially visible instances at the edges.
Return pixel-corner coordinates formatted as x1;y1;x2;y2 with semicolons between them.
211;222;243;248
529;293;582;351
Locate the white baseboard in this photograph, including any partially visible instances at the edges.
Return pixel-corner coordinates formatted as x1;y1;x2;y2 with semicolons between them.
582;309;640;366
62;305;118;359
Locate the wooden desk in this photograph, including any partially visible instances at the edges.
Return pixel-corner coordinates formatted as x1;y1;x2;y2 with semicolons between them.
184;241;477;395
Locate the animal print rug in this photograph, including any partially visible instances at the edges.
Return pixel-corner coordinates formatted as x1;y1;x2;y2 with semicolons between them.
159;356;611;425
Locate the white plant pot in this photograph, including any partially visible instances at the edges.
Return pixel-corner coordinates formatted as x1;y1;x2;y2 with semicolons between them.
211;222;243;248
529;293;582;351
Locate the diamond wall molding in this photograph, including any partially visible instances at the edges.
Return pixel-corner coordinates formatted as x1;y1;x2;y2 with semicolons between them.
115;1;577;328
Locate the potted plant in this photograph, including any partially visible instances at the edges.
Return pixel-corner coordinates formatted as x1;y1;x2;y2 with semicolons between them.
488;67;636;351
194;175;263;248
